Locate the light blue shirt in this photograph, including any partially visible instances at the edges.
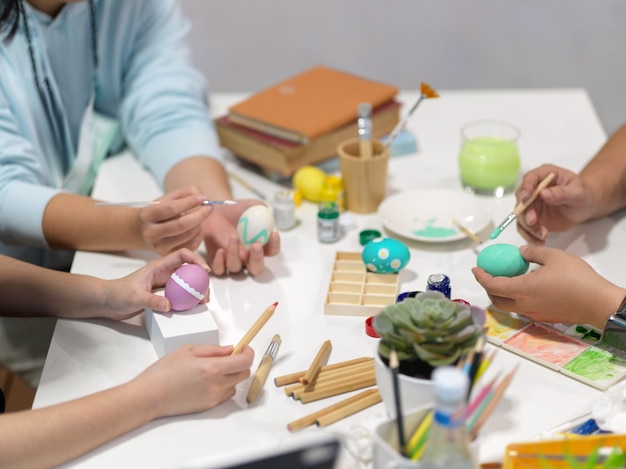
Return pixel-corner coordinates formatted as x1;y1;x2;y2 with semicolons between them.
0;0;222;267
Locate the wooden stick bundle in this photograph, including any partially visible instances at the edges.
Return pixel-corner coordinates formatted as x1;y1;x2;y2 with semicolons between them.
287;389;381;432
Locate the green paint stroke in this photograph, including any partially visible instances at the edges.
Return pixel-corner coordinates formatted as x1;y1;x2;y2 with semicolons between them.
574;325;602;342
413;221;457;239
237;217;270;246
563;347;626;381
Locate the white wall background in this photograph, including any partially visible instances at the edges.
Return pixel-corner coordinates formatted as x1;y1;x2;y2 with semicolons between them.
180;0;626;136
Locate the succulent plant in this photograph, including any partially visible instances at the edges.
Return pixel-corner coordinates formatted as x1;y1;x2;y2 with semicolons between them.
373;291;484;368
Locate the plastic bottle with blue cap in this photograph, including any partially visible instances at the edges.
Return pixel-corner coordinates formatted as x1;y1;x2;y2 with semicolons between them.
421;366;475;469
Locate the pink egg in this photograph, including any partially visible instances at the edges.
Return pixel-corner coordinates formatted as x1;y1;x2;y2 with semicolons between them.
165;264;210;311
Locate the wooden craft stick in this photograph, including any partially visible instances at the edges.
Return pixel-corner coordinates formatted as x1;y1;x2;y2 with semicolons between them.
469;365;519;440
299;340;333;386
298;375;377;403
287;388;379;432
291;370;376;400
231;302;278;355
316;389;381;427
274;357;372;387
284;361;375;396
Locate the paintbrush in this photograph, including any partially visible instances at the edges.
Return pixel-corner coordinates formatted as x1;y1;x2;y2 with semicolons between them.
383;82;439;152
490;172;555;239
357;102;373;159
95;200;237;207
452;218;482;244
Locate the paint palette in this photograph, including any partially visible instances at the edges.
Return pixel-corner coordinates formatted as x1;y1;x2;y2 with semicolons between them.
324;252;400;316
484;307;626;390
377;188;491;243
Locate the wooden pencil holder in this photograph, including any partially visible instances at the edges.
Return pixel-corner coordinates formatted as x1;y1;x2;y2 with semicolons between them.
338;137;390;214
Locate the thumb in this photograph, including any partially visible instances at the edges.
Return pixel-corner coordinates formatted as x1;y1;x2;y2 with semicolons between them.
146;293;171;312
519;244;550;265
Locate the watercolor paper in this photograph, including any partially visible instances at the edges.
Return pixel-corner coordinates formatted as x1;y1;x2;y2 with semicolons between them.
484;307;530;344
503;323;589;370
561;347;626;390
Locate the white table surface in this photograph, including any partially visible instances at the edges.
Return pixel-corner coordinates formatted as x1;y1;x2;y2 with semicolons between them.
34;89;616;468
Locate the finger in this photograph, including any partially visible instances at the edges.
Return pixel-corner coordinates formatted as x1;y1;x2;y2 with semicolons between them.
225;237;244;273
244;243;265;276
518;245;552;265
143;194;211;224
148;205;212;239
156;227;205;255
157;248;210;273
209;248;227;276
516;164;558;202
516;220;546;245
263;231;281;257
146;292;171;312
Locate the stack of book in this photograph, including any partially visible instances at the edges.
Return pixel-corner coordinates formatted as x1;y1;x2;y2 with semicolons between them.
215;65;400;176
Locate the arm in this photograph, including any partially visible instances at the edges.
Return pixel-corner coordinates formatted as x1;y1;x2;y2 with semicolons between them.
112;3;281;275
0;248;209;319
0;344;254;469
578;122;626;218
42;188;212;255
472;245;626;329
165;158;281;276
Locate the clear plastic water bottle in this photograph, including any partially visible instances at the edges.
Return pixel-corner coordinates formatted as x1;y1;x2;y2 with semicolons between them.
421;366;475;469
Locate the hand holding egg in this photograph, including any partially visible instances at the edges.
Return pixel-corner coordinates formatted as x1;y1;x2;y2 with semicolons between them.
165;264;210;311
237;205;275;248
476;243;529;277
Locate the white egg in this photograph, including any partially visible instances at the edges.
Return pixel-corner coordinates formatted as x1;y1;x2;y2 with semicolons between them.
237;205;275;247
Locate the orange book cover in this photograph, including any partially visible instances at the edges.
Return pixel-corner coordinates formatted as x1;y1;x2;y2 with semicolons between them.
228;65;398;143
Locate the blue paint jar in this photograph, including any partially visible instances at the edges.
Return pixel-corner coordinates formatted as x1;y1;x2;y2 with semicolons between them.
426;273;451;299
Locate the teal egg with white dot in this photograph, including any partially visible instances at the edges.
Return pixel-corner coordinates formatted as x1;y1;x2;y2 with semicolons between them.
361;237;410;273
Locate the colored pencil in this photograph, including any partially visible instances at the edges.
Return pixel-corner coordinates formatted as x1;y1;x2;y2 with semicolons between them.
300;340;333;387
468;365;519;439
466;335;486;399
390;349;407;456
231;302;278;355
407;410;433;460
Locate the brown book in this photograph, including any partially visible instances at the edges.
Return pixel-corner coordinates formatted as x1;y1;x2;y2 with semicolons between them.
216;100;400;176
228;65;399;144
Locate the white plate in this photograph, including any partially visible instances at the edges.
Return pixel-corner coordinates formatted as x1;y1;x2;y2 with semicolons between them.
378;189;491;242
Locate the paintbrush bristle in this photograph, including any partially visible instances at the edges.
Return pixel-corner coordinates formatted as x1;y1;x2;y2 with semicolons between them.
421;81;439;99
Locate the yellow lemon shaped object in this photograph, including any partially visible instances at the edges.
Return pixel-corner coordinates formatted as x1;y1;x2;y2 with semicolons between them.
293;166;326;202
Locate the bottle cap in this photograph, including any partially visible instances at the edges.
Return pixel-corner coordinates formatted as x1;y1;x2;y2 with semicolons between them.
432;366;469;403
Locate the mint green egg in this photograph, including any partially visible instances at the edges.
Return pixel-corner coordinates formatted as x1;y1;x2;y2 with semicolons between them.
477;243;529;277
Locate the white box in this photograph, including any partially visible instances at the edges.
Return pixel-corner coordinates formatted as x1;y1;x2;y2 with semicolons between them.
144;297;220;357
